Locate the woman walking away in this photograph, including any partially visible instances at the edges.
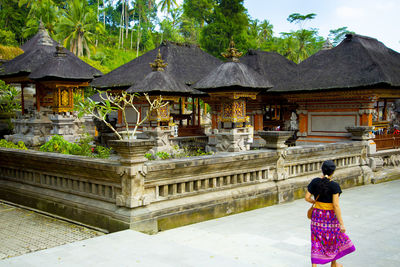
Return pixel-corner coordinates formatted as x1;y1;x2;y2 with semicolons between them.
305;160;355;266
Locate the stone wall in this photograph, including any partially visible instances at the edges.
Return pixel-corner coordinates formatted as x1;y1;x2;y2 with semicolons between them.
0;142;398;234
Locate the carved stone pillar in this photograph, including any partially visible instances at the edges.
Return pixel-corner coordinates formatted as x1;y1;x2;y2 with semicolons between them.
109;139;155;208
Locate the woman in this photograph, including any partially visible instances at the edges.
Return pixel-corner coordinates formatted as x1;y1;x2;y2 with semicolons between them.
305;160;355;266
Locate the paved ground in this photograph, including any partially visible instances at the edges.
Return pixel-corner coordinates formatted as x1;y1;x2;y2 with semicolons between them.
1;179;400;266
0;202;103;260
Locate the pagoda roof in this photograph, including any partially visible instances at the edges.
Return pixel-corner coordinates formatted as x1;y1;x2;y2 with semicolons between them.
0;43;55;79
271;34;400;92
91;41;222;89
0;26;101;81
240;50;298;87
29;46;102;81
127;71;205;96
193;61;273;91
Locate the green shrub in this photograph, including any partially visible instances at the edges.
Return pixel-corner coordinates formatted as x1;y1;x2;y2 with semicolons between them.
145;146;213;161
144;153;154;161
155;151;171;160
39;135;111;158
95;145;112;159
40;135;72;154
0;139;27;150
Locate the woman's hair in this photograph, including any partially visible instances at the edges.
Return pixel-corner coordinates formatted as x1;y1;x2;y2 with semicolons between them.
321;160;336;176
316;160;336;196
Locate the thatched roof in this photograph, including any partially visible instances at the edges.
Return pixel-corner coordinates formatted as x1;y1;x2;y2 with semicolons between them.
240;50;297;87
0;42;55;79
127;71;204;96
29;46;102;81
271;34;400;92
91;41;222;89
0;26;101;80
193;61;273;91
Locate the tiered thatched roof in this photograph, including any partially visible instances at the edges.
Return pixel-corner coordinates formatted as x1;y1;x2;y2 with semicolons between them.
127;50;204;96
0;26;101;80
271;34;400;92
240;50;297;87
194;41;273;91
91;41;222;90
193;61;273;91
127;71;205;96
29;46;102;81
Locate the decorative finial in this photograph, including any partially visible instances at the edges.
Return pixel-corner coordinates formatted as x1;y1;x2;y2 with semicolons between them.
38;20;53;47
150;50;168;71
221;39;243;62
322;38;333;50
39;19;45;31
55;45;66;57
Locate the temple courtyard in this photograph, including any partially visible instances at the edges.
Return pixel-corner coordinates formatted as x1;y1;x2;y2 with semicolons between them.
0;179;399;267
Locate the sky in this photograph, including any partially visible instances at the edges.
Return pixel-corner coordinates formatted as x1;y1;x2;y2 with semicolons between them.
173;0;400;52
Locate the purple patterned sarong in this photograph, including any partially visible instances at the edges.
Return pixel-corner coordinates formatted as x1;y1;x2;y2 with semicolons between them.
311;208;355;264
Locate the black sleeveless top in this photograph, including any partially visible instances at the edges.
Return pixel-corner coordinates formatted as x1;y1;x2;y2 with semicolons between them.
307;178;342;203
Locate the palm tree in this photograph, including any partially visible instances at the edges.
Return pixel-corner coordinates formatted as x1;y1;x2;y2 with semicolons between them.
56;0;104;57
158;0;177;43
23;0;59;38
158;0;177;14
132;0;155;56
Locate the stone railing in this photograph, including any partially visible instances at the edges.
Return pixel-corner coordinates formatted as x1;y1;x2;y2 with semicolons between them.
0;149;122;204
1;141;396;234
143;150;279;203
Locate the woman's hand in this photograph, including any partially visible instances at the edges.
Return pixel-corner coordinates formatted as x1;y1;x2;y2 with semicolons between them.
340;224;346;233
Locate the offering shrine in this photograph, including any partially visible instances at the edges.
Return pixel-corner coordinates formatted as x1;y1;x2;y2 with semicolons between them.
91;41;221;138
194;41;273;152
126;51;205;153
0;24;101;145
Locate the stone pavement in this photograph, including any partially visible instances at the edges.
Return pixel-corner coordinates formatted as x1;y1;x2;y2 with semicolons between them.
0;202;103;260
1;180;400;267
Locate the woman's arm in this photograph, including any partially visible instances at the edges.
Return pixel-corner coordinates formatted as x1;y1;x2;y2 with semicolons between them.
332;193;346;233
305;191;315;204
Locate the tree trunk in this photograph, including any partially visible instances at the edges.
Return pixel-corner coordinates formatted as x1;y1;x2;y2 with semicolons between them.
125;0;129;39
103;0;106;26
118;7;122;49
136;12;141;57
130;26;133;49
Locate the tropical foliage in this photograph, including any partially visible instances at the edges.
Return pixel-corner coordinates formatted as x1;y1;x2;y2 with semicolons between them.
0;0;355;70
39;134;111;158
0;139;28;150
0;80;21;113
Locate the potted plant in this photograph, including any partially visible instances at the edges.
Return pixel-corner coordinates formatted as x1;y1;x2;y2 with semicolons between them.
74;90;168;164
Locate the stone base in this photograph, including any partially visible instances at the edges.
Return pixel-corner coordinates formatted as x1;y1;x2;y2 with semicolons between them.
6;112;87;147
207;127;253;153
142;127;174;154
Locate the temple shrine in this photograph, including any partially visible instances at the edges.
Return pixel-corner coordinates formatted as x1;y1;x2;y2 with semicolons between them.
194;41;273;152
125;50;205;153
270;34;400;151
0;23;101;145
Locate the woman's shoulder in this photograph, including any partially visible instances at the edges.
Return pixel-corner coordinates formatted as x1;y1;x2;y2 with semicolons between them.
329;180;342;193
308;177;322;186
